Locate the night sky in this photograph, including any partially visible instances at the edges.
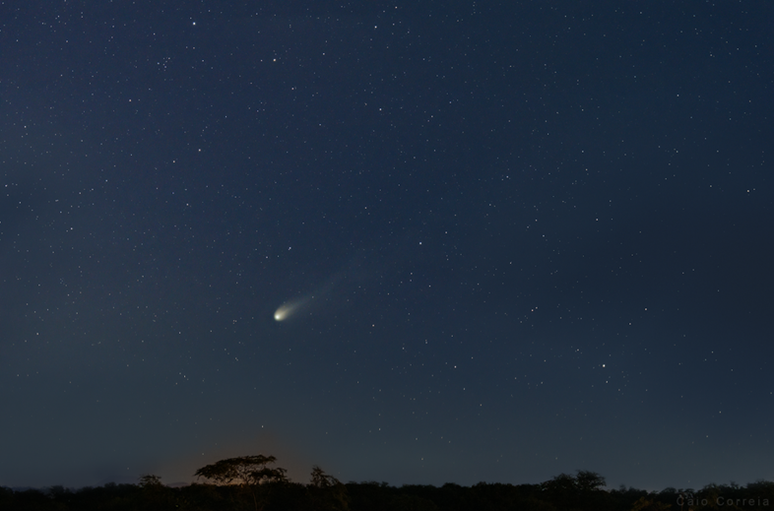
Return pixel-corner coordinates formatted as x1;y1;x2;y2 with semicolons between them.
2;0;773;491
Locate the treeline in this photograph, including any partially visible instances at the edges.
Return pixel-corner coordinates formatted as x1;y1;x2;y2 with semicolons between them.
2;464;774;511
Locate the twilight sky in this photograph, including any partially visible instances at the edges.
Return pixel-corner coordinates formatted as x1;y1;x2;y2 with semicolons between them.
2;0;773;490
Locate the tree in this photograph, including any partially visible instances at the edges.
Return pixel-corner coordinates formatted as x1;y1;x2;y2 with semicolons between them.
540;471;610;511
195;455;288;511
138;474;164;488
138;474;176;510
309;465;350;511
575;470;606;492
311;465;343;489
194;454;288;487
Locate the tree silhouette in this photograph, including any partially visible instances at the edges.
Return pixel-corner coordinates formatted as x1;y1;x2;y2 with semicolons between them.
194;454;288;511
540;470;608;511
309;465;350;511
138;474;163;488
575;470;606;492
194;454;288;486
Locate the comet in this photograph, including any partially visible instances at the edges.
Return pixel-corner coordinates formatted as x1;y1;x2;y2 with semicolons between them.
273;267;349;322
273;296;311;321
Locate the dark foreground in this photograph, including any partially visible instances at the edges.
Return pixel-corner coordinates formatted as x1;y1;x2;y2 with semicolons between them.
3;471;774;511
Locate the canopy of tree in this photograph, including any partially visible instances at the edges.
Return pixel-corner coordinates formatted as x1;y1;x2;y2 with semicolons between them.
194;455;288;486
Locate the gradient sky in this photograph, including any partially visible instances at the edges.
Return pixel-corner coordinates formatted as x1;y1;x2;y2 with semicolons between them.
2;0;773;490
